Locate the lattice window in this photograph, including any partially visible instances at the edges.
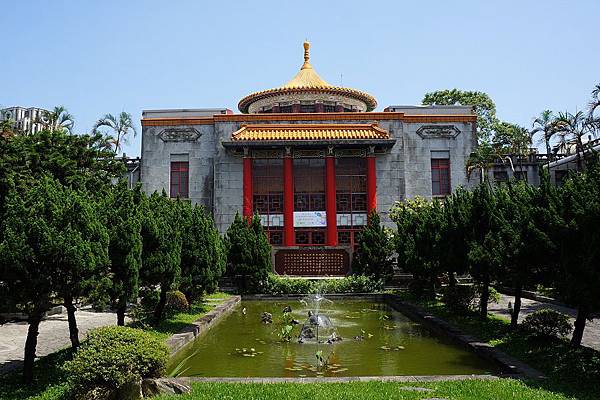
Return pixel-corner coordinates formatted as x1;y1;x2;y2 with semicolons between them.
253;159;284;245
336;158;366;249
274;249;350;276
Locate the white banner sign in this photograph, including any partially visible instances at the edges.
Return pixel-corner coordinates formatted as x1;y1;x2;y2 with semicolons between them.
294;211;327;227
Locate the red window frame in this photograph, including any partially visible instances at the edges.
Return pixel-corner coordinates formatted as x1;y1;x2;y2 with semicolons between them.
335;158;367;250
252;159;284;246
170;161;189;198
293;158;326;246
431;158;451;196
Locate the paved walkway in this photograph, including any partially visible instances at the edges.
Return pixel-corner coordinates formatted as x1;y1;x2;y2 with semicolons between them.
0;309;122;375
489;294;600;351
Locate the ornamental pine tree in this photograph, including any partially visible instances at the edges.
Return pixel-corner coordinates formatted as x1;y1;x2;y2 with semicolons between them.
225;213;271;293
353;211;393;282
0;177;109;382
556;158;600;347
180;201;226;300
106;180;143;326
140;191;182;323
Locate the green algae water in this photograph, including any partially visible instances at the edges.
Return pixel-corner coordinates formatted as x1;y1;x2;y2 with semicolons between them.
167;299;498;377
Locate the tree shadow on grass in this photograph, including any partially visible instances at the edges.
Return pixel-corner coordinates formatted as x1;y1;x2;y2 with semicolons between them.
0;347;73;400
129;300;213;338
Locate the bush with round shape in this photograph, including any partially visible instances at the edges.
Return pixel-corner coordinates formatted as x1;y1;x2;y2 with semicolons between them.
164;290;190;315
64;326;169;394
521;308;572;339
442;284;478;314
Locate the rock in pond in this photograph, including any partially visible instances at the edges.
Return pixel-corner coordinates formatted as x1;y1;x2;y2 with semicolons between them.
142;378;192;397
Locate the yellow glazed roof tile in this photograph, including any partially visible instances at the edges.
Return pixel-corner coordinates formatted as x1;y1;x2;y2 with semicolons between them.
231;124;390;141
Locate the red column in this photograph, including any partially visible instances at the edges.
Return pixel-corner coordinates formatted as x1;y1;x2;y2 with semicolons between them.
283;156;295;246
326;156;338;246
243;156;253;219
366;155;377;214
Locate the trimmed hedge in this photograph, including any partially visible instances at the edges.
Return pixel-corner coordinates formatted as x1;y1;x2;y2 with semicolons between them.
64;326;168;393
266;274;384;295
521;308;572;339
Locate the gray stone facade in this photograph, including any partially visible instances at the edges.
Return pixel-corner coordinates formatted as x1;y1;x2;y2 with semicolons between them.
140;107;477;232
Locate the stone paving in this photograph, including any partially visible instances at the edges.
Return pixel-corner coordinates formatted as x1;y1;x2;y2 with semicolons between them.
489;294;600;351
0;308;122;375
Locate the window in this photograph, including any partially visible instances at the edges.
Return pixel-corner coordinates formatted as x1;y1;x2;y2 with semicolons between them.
279;105;292;113
431;153;451;196
253;159;284;245
300;104;315;113
336;158;367;249
170;162;189;198
493;170;509;183
324;104;336;113
554;170;568;186
514;171;528;182
294;158;326;245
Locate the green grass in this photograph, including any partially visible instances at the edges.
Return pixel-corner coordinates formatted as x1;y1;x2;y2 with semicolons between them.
154;380;575;400
400;294;600;400
133;292;231;341
0;293;231;400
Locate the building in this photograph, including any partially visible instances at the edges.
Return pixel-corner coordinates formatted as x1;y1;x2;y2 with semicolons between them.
0;106;48;135
139;42;477;276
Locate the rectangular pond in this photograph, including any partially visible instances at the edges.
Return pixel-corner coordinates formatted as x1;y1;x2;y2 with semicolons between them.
167;298;499;378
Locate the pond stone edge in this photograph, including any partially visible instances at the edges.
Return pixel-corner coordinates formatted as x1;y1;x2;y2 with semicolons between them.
165;295;241;355
166;292;544;382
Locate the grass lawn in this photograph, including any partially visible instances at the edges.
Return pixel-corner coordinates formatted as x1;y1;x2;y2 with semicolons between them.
154;380;575;400
0;292;231;400
402;295;600;400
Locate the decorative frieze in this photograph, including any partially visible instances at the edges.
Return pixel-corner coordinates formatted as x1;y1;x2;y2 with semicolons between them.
158;127;202;142
416;125;461;139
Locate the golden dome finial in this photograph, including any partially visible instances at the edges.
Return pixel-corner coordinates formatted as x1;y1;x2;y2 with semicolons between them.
301;40;311;70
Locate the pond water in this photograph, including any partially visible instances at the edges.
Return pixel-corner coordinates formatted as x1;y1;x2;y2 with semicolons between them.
167;299;498;378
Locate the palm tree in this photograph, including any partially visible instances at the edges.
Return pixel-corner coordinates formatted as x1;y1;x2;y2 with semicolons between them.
531;110;557;166
554;111;596;170
92;112;137;154
40;106;75;133
588;84;600;137
466;141;499;185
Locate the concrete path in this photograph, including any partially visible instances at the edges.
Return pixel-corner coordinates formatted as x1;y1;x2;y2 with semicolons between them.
489;294;600;351
0;309;122;375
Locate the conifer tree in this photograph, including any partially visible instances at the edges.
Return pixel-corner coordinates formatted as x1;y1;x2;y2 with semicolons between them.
106;180;143;325
140;191;182;323
225;213;271;293
353;211;393;282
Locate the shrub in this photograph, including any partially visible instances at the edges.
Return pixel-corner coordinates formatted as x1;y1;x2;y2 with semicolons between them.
352;212;394;282
521;308;572;338
319;275;384;294
164;290;190;315
265;274;384;295
64;326;168;394
266;275;314;295
441;284;478;314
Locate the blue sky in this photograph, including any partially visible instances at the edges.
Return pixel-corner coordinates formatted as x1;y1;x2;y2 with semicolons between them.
1;0;599;156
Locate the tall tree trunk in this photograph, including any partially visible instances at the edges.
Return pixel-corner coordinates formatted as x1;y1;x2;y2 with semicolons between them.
153;285;168;324
116;301;126;326
479;274;490;320
64;296;80;349
571;306;589;347
510;282;522;329
23;312;42;384
448;270;456;287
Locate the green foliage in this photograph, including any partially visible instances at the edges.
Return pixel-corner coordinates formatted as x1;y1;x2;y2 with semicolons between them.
521;309;572;339
422;89;498;141
352;211;394;282
140;192;182;322
441;285;478;314
179;201;226;300
165;290;190;315
225;213;272;293
104;180;143;322
265;274;384;295
64;326;168;393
